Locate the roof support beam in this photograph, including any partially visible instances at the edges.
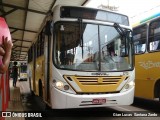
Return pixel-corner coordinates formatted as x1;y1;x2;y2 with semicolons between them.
9;27;37;33
2;8;18;17
14;45;29;48
37;0;56;38
0;3;47;15
13;50;27;52
82;0;89;6
0;0;5;14
49;0;57;12
13;38;32;43
19;0;29;59
12;46;18;50
11;29;18;34
19;53;27;55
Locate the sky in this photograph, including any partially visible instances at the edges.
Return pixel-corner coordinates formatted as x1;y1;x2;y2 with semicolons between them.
86;0;160;24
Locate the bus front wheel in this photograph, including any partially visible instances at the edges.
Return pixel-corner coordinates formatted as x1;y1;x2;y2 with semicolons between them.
39;80;43;98
154;80;160;102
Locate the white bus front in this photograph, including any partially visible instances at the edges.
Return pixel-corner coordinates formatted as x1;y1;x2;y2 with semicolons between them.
50;6;135;109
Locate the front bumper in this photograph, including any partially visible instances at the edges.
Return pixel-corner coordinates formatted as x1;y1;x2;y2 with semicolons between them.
50;86;134;109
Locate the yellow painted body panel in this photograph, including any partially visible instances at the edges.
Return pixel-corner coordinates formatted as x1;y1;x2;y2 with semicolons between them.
35;55;45;95
20;73;27;78
135;52;160;99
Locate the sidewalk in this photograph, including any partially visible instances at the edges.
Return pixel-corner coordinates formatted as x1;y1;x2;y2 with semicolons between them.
5;79;25;120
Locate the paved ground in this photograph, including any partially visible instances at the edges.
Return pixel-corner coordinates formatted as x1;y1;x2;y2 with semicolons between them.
4;77;160;120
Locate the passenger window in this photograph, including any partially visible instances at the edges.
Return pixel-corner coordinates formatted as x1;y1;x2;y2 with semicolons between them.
149;40;160;51
149;19;160;51
133;24;147;54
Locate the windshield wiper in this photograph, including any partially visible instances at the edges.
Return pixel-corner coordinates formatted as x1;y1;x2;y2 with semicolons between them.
113;23;126;38
114;23;128;56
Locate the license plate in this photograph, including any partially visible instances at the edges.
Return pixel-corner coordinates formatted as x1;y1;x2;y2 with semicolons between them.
92;99;106;104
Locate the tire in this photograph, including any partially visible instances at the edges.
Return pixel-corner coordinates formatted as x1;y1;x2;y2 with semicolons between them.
45;104;51;110
39;81;43;98
158;90;160;102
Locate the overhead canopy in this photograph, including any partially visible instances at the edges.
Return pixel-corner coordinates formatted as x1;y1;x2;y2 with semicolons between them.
0;0;89;61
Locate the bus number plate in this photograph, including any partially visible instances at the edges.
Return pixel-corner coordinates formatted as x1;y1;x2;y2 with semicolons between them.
92;99;106;104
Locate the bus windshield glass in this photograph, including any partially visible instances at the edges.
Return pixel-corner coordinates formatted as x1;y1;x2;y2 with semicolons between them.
54;22;133;71
20;65;27;73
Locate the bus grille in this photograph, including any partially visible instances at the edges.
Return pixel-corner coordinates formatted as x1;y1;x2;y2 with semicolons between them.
76;77;120;85
64;75;127;93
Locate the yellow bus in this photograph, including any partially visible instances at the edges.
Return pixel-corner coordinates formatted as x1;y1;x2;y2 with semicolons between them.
28;5;135;109
133;16;160;101
19;62;27;81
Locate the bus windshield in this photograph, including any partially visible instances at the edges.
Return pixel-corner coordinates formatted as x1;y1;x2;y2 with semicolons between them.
20;65;27;73
54;22;133;71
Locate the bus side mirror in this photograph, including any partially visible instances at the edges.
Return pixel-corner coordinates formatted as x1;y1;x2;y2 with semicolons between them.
126;30;133;43
45;20;53;35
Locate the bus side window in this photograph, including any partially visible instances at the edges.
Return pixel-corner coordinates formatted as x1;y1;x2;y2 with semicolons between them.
157;41;160;50
133;42;146;54
149;40;160;51
133;24;147;54
148;19;160;51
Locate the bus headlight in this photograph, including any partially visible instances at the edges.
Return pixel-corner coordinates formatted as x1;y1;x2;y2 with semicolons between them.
128;81;135;86
56;81;64;89
121;81;135;92
53;79;72;92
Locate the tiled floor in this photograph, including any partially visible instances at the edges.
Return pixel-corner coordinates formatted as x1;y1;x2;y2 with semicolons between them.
5;80;25;120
